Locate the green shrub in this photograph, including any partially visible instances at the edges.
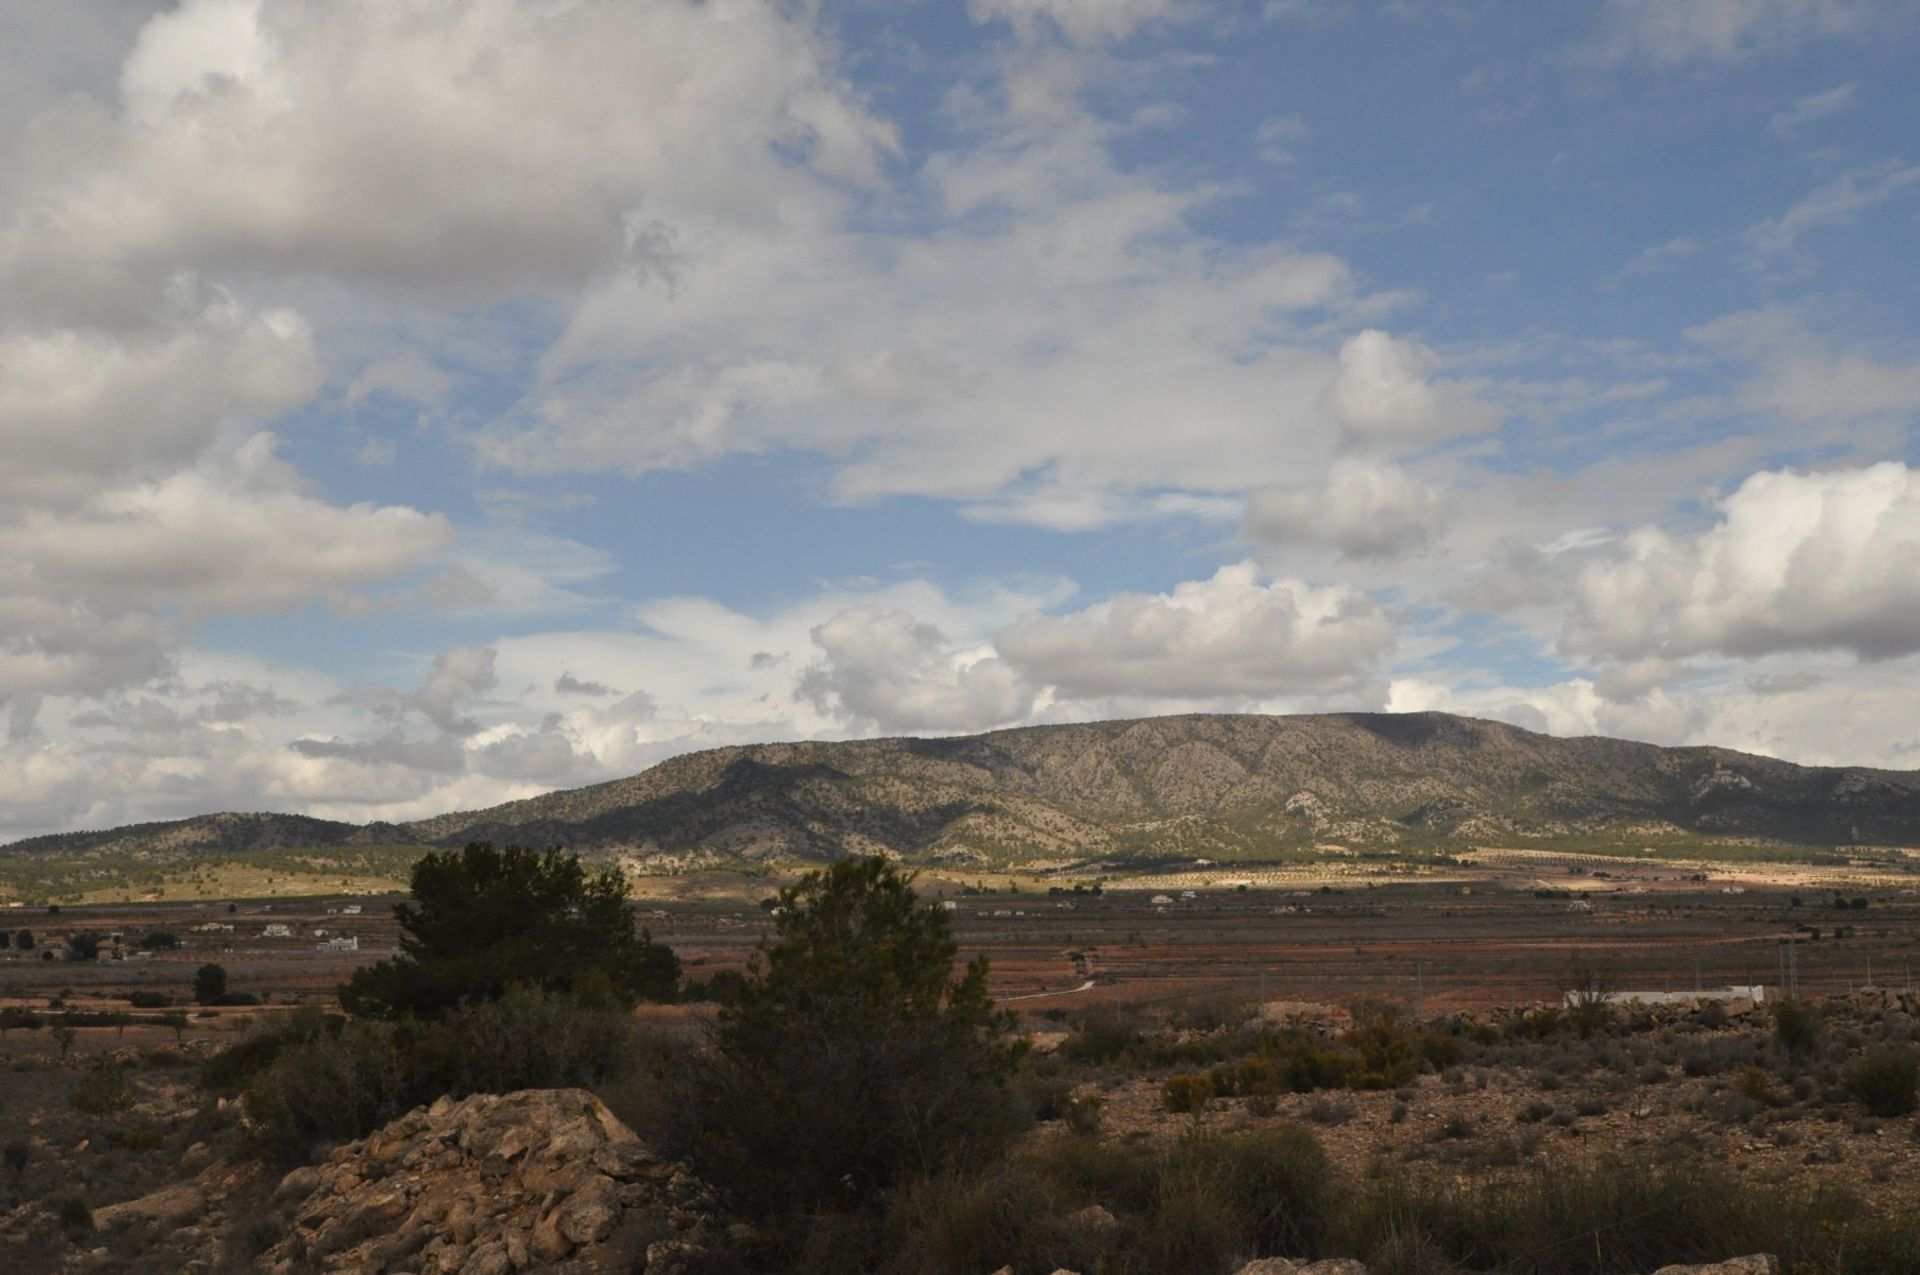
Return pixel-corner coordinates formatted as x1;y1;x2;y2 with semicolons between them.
674;857;1025;1248
1421;1032;1464;1071
1161;1073;1214;1114
340;842;678;1019
1847;1045;1920;1118
110;1122;169;1152
68;1061;136;1115
1772;998;1822;1060
887;1124;1334;1275
1341;1004;1419;1090
444;985;634;1094
1059;1005;1146;1065
193;963;227;1004
1334;1156;1920;1275
1063;1092;1104;1137
57;1197;92;1237
239;988;635;1163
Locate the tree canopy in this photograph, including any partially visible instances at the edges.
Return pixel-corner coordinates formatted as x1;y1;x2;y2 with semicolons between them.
339;842;678;1019
692;855;1024;1230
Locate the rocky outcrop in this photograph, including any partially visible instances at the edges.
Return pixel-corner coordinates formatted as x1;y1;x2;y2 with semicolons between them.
1649;1258;1779;1275
256;1089;727;1273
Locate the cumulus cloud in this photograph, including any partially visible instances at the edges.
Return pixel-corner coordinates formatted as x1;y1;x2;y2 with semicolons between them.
554;671;615;697
468;18;1385;518
996;561;1396;700
0;285;318;500
403;646;499;736
1320;329;1497;451
797;608;1035;734
1563;463;1920;666
1;0;890;312
0;434;449;619
1245;459;1450;559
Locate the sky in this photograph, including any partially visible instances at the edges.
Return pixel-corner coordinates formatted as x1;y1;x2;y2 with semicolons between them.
3;0;1920;841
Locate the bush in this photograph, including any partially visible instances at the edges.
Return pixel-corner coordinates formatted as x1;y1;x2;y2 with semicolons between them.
0;1006;43;1034
1421;1032;1464;1071
1063;1092;1104;1136
886;1125;1334;1275
1161;1073;1214;1114
193;963;228;1005
1847;1045;1920;1118
68;1061;136;1115
340;842;679;1019
1334;1156;1920;1275
1772;998;1822;1060
1341;1002;1419;1090
1059;1004;1145;1065
238;989;637;1162
679;856;1025;1248
57;1197;92;1237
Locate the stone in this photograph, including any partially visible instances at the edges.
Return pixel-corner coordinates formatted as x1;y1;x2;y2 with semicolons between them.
91;1181;206;1231
530;1208;574;1262
1067;1203;1119;1234
272;1166;324;1205
1649;1258;1780;1275
1235;1261;1374;1275
458;1240;511;1275
556;1174;622;1245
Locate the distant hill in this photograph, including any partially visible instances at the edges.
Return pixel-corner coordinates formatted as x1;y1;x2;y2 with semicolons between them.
10;713;1920;879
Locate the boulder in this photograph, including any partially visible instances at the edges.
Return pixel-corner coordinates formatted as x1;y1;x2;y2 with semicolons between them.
1235;1261;1373;1275
1649;1258;1779;1275
90;1181;206;1231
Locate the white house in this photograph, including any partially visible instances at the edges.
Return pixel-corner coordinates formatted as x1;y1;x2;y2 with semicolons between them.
261;923;293;939
317;935;359;953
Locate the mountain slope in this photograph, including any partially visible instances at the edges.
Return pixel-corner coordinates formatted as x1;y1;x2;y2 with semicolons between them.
11;713;1920;871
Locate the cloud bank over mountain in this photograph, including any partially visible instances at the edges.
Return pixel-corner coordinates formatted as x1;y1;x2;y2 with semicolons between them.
3;1;1919;838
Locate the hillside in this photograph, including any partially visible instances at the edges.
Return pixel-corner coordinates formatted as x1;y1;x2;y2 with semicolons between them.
11;714;1920;882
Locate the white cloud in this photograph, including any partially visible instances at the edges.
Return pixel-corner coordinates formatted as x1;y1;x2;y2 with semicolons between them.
465;23;1395;520
968;0;1184;45
1767;82;1858;137
996;561;1396;699
1589;0;1881;67
1563;462;1920;665
1;0;890;313
0;286;318;501
1320;329;1497;450
1245;459;1451;559
1688;305;1920;422
0;433;449;620
1745;161;1920;256
797;609;1035;734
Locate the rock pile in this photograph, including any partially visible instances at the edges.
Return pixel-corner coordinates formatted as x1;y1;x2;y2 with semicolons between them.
255;1088;726;1273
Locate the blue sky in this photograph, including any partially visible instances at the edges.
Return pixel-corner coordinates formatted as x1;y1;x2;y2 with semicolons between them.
4;0;1920;839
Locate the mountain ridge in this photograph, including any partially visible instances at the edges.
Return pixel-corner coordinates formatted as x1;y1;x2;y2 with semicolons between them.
9;712;1920;870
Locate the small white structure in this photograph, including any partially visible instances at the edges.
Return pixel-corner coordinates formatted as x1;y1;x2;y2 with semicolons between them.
261;923;293;939
1150;894;1175;906
317;935;359;953
340;905;363;915
1567;985;1765;1008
